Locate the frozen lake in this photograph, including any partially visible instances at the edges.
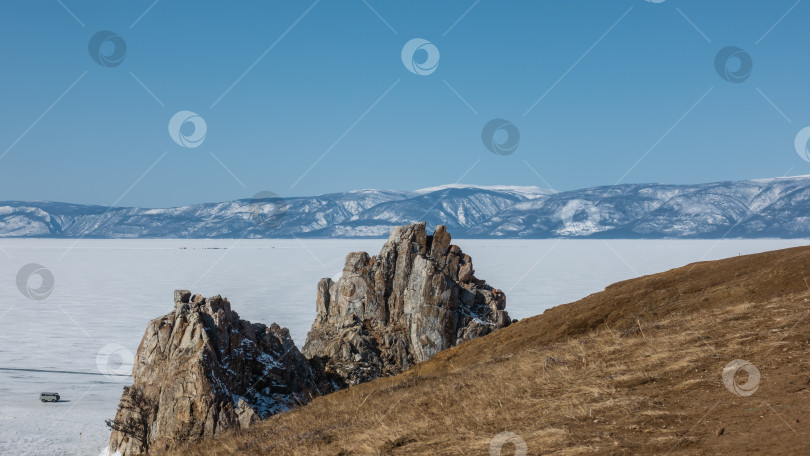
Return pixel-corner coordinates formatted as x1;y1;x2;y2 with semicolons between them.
1;238;808;455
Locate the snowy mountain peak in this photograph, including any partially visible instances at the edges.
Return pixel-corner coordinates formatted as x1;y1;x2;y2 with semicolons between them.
413;184;554;199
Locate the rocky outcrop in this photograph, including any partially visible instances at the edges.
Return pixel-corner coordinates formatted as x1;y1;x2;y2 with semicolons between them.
109;223;510;454
302;222;511;386
107;292;320;455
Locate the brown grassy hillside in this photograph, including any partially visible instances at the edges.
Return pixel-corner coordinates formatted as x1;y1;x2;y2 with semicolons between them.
165;246;810;455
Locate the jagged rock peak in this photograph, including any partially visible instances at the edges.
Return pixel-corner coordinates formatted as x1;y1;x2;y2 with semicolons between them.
108;291;319;455
302;222;511;386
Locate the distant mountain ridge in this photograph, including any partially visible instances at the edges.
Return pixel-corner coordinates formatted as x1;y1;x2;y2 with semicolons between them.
3;177;810;238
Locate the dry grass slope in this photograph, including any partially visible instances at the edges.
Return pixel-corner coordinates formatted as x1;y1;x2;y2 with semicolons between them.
164;246;810;455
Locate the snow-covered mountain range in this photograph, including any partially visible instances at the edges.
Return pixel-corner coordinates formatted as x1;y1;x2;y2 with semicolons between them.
3;177;810;238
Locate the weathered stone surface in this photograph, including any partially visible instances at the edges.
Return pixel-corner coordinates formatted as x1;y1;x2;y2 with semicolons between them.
302;222;510;386
108;293;320;455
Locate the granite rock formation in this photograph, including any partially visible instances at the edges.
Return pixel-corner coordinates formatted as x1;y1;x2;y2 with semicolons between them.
107;292;320;455
108;223;510;454
302;222;511;386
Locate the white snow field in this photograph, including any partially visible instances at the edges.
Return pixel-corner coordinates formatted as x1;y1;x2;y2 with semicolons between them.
0;238;808;455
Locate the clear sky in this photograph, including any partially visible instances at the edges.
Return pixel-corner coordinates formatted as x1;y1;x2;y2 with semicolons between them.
1;0;808;207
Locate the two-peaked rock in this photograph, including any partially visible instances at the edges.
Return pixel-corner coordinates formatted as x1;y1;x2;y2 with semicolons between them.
107;223;512;455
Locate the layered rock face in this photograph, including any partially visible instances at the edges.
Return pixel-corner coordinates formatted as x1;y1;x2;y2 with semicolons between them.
108;292;320;455
302;222;511;385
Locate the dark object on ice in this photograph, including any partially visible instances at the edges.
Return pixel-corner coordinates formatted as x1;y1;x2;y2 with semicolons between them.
39;392;59;402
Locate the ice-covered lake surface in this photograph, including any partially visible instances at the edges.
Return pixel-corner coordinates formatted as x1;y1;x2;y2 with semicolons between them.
1;238;808;455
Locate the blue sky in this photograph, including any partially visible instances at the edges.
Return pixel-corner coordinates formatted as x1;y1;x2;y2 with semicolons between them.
0;0;808;207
